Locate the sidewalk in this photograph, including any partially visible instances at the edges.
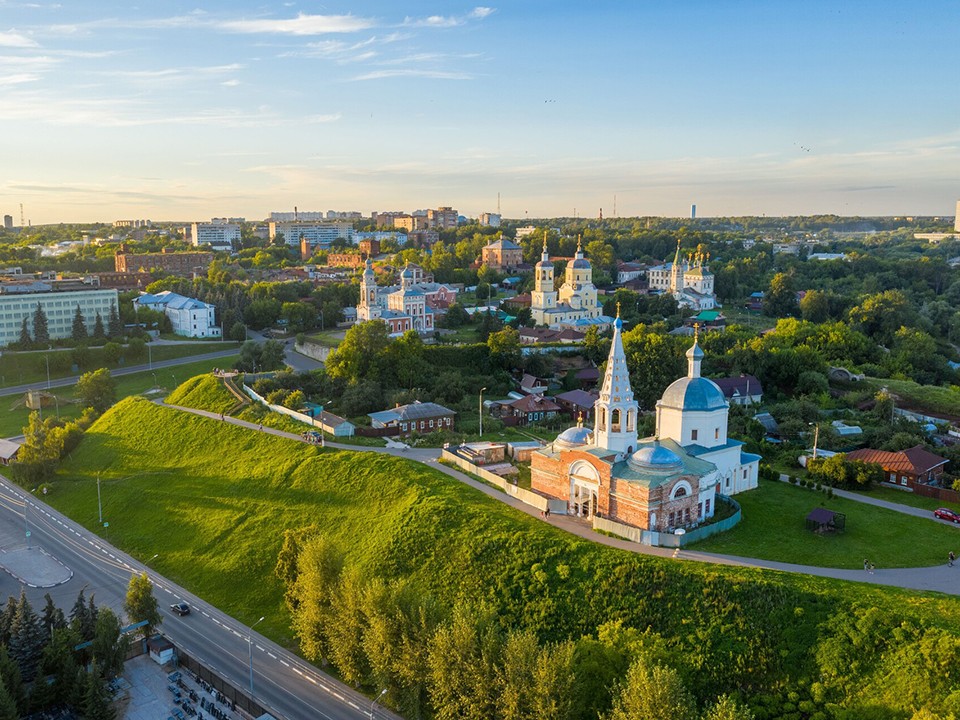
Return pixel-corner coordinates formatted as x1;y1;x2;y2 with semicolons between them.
778;474;943;522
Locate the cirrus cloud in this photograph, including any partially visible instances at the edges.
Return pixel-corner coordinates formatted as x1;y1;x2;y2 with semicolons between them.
219;13;375;36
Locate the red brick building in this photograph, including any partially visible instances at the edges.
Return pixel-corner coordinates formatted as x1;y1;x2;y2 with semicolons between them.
846;445;949;490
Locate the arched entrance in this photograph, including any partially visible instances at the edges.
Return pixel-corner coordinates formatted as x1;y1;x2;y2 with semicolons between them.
569;460;600;519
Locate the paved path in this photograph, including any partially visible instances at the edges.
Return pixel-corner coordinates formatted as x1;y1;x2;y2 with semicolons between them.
159;401;960;596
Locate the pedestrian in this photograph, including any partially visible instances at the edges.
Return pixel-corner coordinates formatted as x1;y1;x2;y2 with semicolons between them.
863;558;870;572
949;551;955;567
220;413;224;421
258;422;263;432
869;562;875;574
545;507;550;518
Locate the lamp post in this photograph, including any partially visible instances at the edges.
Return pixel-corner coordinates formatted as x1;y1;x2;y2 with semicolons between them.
248;616;265;694
147;342;152;370
97;472;103;525
810;422;820;460
152;372;158;390
369;688;387;719
479;387;487;438
45;352;51;389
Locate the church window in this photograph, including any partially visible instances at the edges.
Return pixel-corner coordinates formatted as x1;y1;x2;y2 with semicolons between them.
715;428;720;439
668;511;675;527
599;409;606;431
706;499;711;514
611;409;621;432
691;429;698;441
698;503;703;519
673;486;687;498
684;508;691;523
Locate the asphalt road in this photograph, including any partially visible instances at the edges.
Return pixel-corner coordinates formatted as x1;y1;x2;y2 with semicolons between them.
0;348;240;399
0;475;400;720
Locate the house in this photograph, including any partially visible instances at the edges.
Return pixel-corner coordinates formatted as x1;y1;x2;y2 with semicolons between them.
368;401;456;436
713;375;763;406
517;327;585;345
507;440;544;462
553;389;599;420
133;291;221;338
0;439;19;466
317;410;356;437
520;373;549;395
147;636;175;666
481;238;523;270
683;310;727;332
616;261;646;284
745;291;764;312
575;366;600;389
457;442;506;465
504;394;561;426
845;445;949;491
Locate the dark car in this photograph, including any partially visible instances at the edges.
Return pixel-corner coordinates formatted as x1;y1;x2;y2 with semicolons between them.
170;602;190;616
933;508;960;523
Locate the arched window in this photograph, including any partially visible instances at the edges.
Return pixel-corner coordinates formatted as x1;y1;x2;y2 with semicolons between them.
611;409;621;432
598;408;606;431
673;486;687;498
626;410;635;432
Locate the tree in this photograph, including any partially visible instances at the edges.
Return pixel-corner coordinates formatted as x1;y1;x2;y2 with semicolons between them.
107;303;123;339
32;303;49;344
125;336;146;361
17;317;30;347
0;679;18;720
281;301;317;334
487;327;522;370
70;589;94;642
91;608;125;680
799;289;830;323
123;573;162;640
762;273;798;318
71;305;88;341
260;339;286;370
229;321;247;342
39;627;80;707
604;659;697;720
41;592;66;637
82;664;117;720
326;321;392;385
102;342;122;365
702;695;754;720
76;368;116;413
8;590;45;681
0;647;23;719
93;311;106;340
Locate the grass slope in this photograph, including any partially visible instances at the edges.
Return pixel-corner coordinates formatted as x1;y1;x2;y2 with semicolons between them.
47;398;960;712
693;480;960;567
165;375;238;415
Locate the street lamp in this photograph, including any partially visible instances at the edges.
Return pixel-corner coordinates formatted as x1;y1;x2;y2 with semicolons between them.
248;616;265;694
152;372;158;390
147;342;152;370
97;472;103;525
809;422;820;460
479;387;487;438
369;688;387;719
45;351;51;389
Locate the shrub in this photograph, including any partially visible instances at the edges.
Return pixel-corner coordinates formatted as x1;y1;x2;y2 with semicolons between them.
789;476;797;485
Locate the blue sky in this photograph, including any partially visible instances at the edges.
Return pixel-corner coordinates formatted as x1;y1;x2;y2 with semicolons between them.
1;1;959;223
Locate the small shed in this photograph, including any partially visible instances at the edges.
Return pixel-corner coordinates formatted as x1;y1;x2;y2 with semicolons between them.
0;439;20;466
805;507;845;533
147;635;175;666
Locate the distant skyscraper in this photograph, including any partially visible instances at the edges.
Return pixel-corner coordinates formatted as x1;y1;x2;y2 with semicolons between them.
2;214;12;229
955;200;959;232
691;204;697;219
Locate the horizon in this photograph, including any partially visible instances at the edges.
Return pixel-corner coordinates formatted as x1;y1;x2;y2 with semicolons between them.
2;1;959;223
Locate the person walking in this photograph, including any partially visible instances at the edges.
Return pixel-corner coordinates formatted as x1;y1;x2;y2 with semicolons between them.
863;558;870;572
949;551;956;567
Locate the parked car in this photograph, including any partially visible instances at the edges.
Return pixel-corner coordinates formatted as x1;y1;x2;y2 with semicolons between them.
933;508;960;523
170;602;190;616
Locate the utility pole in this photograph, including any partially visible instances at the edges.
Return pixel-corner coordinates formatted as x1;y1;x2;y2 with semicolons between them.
479;387;487;438
97;473;103;524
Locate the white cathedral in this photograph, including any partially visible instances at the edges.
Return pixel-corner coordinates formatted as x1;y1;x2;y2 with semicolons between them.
647;240;718;311
532;318;760;534
530;235;614;330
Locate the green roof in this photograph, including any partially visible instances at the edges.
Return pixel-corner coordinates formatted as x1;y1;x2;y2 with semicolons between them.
694;310;721;321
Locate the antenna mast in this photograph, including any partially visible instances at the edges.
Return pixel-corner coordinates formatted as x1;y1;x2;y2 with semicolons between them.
20;203;25;228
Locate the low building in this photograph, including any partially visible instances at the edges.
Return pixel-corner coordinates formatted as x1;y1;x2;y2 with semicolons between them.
616;261;646;284
326;253;365;269
520;373;549;395
0;439;19;466
134;291;220;338
845;445;949;491
481;238;523;270
457;442;506;465
553;389;599;420
503;394;561;426
93;271;154;290
713;375;763;406
683;310;726;332
507;440;543;462
518;327;585;344
368;401;456;436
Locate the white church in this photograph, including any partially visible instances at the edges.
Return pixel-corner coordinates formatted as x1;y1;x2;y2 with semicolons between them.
530;235;614;330
647;241;718;311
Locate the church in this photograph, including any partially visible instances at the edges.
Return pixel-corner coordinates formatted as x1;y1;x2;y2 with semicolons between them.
531;317;760;533
530;235;613;330
647;241;718;311
356;259;435;335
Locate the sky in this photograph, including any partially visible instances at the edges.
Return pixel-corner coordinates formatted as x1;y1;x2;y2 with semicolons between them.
1;0;959;224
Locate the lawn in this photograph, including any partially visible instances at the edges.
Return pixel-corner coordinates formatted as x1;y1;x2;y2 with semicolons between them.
0;356;238;438
862;376;960;419
303;330;343;348
692;479;960;568
0;342;239;389
852;483;957;513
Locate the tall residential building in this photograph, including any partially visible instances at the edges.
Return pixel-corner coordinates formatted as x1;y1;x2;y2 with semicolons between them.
479;212;502;227
270;210;326;222
427;206;458;230
191;220;240;251
2;215;12;230
0;281;119;347
268;221;353;247
955;200;960;233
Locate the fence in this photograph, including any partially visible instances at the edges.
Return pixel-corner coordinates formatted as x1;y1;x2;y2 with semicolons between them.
912;483;960;504
176;648;272;720
242;384;354;437
294;341;333;363
355;425;401;438
593;496;742;548
440;449;550;512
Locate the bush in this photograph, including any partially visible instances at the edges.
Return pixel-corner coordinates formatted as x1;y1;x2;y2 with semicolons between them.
789;476;797;485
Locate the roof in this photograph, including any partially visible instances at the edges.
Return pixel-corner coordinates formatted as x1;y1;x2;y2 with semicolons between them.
373;401;457;424
659;376;727;412
712;375;763;399
553;389;598;408
575;366;600;381
0;439;19;461
846;445;949;475
806;507;837;525
136;290;213;311
692;310;721;322
508;395;562;413
485;238;521;250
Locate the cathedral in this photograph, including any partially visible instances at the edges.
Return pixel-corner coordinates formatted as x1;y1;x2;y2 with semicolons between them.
531;317;759;533
530;235;613;330
357;259;435;334
647;240;718;311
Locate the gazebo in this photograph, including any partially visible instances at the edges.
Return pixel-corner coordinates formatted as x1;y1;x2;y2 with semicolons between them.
806;507;846;533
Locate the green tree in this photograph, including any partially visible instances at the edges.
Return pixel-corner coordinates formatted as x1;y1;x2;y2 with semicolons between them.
0;646;24;716
81;664;117;720
92;311;106;340
71;305;88;341
487;327;522;370
41;592;66;637
799;289;830;323
284;390;306;410
39;627;80;707
125;337;146;361
0;679;18;720
229;321;247;342
76;368;116;413
702;695;754;720
91;608;125;679
8;590;45;682
281;302;317;333
260;339;286;370
17;317;30;347
763;273;798;318
123;573;161;640
847;289;914;345
102;342;122;364
604;658;697;720
107;303;123;339
326;321;392;385
32;303;49;344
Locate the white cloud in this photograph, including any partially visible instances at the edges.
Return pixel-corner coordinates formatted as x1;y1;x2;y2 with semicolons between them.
350;68;473;81
0;29;38;47
403;7;496;28
0;72;38;85
469;7;495;19
220;13;374;36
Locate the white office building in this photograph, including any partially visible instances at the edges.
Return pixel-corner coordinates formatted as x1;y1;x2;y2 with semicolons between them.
134;291;220;338
0;284;119;347
268;221;354;247
191;220;240;251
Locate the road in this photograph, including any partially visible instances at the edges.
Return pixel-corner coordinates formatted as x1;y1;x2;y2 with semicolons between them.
0;348;239;399
0;476;400;720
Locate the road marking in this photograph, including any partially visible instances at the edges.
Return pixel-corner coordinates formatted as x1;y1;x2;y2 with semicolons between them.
256;644;265;652
280;659;289;667
348;701;359;710
267;652;276;659
202;612;210;618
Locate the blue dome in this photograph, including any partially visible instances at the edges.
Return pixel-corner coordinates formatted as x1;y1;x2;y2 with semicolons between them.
571;258;591;269
659;377;727;412
554;425;593;450
628;443;682;472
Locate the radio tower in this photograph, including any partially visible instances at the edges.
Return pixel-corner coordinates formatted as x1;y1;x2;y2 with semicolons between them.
20;203;25;228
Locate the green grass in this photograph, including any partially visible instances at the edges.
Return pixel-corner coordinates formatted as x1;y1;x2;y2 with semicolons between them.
0;342;239;388
303;330;343;348
862;376;960;418
0;356;238;438
165;375;238;415
854;484;957;513
692;479;960;567
42;397;960;717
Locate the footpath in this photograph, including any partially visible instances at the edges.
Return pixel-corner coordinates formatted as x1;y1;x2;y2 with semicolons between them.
160;400;960;597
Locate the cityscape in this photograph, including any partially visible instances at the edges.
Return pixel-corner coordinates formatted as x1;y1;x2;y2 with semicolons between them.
1;2;960;720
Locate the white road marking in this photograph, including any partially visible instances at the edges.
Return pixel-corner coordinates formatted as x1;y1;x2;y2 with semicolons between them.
280;659;289;667
267;652;276;659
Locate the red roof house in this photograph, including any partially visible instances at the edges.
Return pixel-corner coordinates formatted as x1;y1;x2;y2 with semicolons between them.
845;444;949;490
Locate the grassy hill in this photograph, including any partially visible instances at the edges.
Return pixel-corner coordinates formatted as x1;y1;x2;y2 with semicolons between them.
164;374;238;415
47;397;960;718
